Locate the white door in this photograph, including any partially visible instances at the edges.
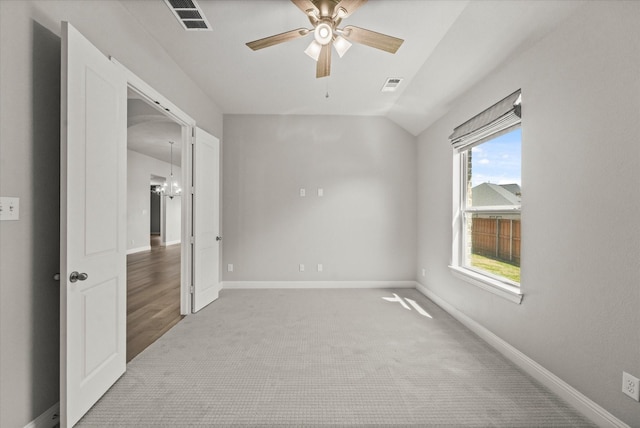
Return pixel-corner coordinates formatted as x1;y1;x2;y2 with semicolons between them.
192;127;221;312
60;22;127;427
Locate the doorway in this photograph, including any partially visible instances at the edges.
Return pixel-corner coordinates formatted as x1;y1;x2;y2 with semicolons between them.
60;25;222;425
150;178;163;244
126;89;185;361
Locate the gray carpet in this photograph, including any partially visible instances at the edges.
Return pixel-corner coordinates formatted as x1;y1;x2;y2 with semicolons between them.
77;288;594;427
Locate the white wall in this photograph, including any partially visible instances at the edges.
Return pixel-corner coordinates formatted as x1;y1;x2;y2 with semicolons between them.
223;115;417;282
0;1;222;426
164;196;182;246
127;150;182;252
416;2;640;425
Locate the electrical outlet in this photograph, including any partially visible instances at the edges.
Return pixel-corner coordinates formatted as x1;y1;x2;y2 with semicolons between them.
299;264;305;272
421;268;426;277
227;263;234;272
299;188;306;197
622;372;640;401
317;264;323;272
0;197;20;221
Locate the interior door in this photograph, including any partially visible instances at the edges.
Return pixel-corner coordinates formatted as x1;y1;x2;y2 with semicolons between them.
60;22;127;427
192;127;221;312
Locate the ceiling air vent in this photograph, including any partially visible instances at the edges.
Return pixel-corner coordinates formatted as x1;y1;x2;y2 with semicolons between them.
164;0;212;31
381;77;403;93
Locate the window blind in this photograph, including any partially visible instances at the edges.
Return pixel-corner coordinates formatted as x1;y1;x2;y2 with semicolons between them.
450;89;521;150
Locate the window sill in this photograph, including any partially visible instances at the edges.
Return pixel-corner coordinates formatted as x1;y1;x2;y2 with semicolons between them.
448;265;523;304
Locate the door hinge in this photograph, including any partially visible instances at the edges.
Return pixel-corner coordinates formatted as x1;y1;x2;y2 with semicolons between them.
190;285;194;293
192;128;195;138
190;236;195;244
191;186;195;194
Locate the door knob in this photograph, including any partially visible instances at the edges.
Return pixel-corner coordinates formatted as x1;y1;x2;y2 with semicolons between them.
216;236;222;241
69;271;88;283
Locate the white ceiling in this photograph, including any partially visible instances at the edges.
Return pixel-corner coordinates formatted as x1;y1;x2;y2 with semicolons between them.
127;97;182;165
119;0;584;136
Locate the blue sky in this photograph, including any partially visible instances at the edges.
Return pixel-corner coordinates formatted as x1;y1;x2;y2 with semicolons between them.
471;128;521;186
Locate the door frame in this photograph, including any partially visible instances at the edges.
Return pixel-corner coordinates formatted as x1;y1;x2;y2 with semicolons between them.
112;58;195;314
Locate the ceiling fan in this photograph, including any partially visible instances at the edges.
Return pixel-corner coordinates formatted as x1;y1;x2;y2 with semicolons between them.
246;0;404;78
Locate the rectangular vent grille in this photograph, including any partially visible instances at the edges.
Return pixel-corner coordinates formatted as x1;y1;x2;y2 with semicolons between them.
184;20;208;29
164;0;212;31
381;77;403;92
168;0;194;8
177;10;202;19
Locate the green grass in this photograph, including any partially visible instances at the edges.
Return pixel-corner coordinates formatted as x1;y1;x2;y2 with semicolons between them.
470;253;520;283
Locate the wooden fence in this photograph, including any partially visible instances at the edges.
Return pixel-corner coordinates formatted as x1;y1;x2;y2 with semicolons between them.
471;218;521;266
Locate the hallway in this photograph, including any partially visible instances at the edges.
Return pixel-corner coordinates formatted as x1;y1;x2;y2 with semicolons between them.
126;237;183;362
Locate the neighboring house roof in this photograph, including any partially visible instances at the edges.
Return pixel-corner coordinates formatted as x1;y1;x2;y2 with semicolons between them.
471;183;521;206
499;183;522;197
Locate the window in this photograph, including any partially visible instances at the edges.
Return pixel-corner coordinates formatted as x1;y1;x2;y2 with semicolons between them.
450;90;523;303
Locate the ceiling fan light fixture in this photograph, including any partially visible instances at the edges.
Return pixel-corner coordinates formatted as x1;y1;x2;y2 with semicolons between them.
304;40;322;61
245;1;404;79
333;35;352;58
314;22;333;45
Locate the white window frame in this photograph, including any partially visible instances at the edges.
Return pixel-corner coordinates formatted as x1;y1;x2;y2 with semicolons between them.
450;123;523;304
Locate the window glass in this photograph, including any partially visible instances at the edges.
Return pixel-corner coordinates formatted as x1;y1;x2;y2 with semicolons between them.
463;128;521;284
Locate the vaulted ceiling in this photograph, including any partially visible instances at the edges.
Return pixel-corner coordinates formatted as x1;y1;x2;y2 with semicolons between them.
127;93;183;166
120;0;583;136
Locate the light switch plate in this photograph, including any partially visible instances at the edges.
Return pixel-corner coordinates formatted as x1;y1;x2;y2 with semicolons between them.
0;197;19;221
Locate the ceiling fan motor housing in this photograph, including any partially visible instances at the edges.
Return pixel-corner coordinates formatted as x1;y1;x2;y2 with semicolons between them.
314;22;334;45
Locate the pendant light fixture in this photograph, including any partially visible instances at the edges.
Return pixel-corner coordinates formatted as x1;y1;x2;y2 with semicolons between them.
156;141;181;199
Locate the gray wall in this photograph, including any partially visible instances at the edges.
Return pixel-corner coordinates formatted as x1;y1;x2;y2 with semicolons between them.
0;1;222;426
223;115;417;282
416;2;640;425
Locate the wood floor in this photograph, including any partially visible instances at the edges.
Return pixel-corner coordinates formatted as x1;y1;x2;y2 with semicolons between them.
127;235;183;362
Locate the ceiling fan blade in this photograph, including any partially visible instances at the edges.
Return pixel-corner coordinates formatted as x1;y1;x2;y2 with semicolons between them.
316;44;331;78
342;25;403;54
291;0;319;16
246;28;310;51
334;0;367;18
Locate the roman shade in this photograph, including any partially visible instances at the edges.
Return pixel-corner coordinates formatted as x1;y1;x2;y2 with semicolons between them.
450;89;522;150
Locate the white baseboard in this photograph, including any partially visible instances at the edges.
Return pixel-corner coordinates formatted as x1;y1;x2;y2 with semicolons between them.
24;402;59;428
164;240;181;247
415;282;629;428
222;280;417;290
126;245;151;255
